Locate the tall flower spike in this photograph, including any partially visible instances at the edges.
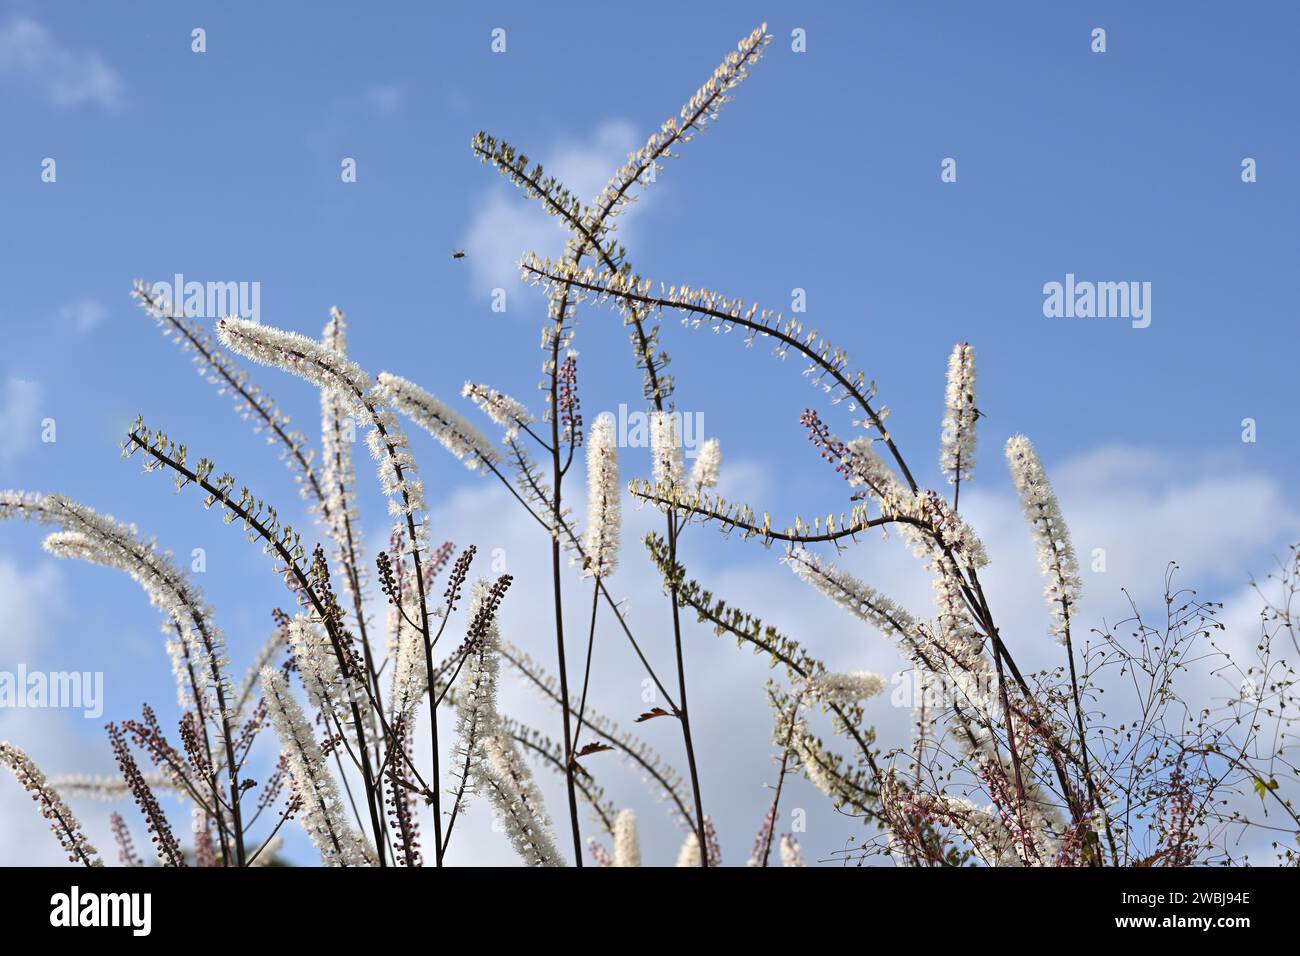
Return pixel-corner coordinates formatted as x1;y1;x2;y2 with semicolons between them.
261;668;371;866
1004;435;1081;643
462;382;536;442
380;373;499;472
584;24;771;240
448;580;562;866
582;415;620;579
649;411;685;487
130;281;321;507
36;496;231;716
448;580;503;819
286;615;363;727
0;743;103;866
784;548;917;644
940;343;978;490
690;438;721;492
318;307;365;605
675;832;702;868
480;733;562;867
808;671;887;705
612;809;641;867
779;833;806;867
218;318;429;526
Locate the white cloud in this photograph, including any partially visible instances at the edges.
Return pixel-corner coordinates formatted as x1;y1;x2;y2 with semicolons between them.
0;377;41;466
463;121;639;293
367;84;402;117
0;18;123;111
60;298;108;332
0;558;65;660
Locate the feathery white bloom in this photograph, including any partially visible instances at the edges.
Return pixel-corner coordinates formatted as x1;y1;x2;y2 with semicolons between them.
48;773;176;800
582;415;620;578
1005;435;1081;642
462;382;535;441
785;548;916;642
612;809;641;867
779;833;806;867
218;315;371;399
649;411;685;487
689;437;721;491
450;582;502;801
940;343;977;486
286;615;362;726
878;488;989;571
0;742;103;866
260;668;370;866
0;490;53;523
480;733;562;867
250;836;283;866
931;557;984;670
378;372;498;472
219;318;429;524
389;609;428;719
844;438;906;502
809;671;887;705
675;832;702;868
37;497;231;715
585;24;770;235
449;581;563;866
318;308;364;603
794;727;841;802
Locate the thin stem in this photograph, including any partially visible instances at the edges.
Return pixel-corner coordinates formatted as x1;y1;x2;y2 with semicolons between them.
571;577;602;748
666;515;708;867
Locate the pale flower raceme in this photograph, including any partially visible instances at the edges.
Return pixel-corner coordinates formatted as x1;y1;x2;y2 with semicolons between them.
784;548;916;645
940;343;977;488
582;414;620;579
260;668;371;867
844;437;907;502
0;743;102;866
450;580;562;867
583;24;770;238
675;832;702;868
286;615;363;727
779;834;806;868
808;671;888;705
1004;435;1081;642
649;411;685;487
612;809;641;867
218;318;429;525
690;437;722;492
318;307;365;603
33;496;230;716
379;373;499;472
462;382;535;442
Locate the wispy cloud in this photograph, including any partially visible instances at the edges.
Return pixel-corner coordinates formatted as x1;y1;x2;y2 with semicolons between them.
59;298;108;333
0;17;123;111
367;84;403;117
0;377;41;466
463;120;639;294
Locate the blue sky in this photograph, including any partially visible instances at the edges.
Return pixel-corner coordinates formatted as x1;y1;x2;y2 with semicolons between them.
2;1;1298;866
